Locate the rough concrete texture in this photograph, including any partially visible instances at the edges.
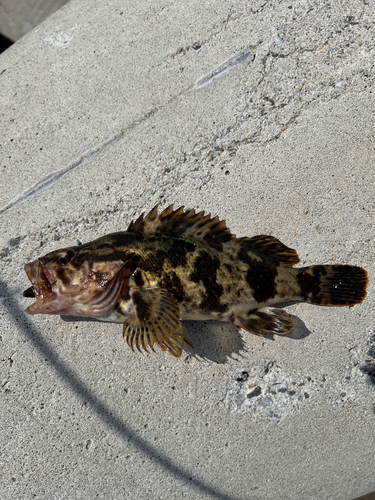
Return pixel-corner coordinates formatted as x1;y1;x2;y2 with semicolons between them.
1;1;374;499
0;0;70;42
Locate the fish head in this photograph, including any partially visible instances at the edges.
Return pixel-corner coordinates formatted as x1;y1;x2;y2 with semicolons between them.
24;243;129;317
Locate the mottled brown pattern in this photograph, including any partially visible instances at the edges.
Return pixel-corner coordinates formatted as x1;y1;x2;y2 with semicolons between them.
23;205;368;357
159;272;186;303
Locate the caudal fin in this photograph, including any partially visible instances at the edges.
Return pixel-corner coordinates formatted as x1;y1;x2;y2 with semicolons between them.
297;265;368;306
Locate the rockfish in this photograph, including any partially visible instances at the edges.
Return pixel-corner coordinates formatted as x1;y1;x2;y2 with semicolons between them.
23;205;368;357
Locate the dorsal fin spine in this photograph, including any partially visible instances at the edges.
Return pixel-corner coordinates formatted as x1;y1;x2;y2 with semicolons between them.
126;204;233;243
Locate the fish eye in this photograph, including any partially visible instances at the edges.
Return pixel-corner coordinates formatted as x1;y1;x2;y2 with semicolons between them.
58;255;70;265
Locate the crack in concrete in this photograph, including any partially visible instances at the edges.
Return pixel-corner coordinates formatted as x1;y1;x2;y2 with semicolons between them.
0;81;197;219
2;3;373;218
171;4;374;165
0;133;123;218
0;103;168;219
195;51;255;89
168;8;251;61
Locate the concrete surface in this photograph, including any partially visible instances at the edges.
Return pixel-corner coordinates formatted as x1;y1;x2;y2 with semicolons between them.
0;0;70;42
1;0;374;499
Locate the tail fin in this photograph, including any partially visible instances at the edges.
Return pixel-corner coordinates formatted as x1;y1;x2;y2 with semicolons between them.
296;265;368;306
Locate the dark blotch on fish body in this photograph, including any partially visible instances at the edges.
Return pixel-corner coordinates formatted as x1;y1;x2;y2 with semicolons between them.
245;260;277;303
297;266;325;303
159;272;186;303
190;251;228;313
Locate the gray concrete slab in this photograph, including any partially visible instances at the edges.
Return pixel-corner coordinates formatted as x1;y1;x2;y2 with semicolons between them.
1;1;374;499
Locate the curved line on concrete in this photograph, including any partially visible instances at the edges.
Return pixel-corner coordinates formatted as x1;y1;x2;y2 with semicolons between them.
1;277;253;500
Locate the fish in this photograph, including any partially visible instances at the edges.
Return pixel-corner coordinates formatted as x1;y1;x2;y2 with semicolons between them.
23;205;368;357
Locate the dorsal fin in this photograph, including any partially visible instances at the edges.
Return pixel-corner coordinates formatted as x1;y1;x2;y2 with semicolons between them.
237;235;300;266
127;204;233;242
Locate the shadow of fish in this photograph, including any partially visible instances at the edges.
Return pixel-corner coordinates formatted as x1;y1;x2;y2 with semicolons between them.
23;205;368;357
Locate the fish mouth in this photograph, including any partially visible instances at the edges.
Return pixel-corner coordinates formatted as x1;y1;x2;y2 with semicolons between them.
23;260;128;317
23;260;55;314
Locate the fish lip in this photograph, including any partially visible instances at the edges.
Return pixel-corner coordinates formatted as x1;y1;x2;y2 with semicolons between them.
24;260;55;312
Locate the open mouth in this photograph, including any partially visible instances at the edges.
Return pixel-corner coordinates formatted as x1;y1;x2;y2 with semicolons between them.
24;260;53;298
23;260;55;313
23;286;36;297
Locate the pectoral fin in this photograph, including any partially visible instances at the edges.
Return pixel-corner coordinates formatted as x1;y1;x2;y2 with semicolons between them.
232;307;294;337
122;285;193;357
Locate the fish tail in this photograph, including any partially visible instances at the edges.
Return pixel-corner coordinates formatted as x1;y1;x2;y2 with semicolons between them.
296;265;368;306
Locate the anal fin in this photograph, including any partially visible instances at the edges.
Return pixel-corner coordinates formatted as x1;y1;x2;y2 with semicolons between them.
231;307;294;337
122;285;193;357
